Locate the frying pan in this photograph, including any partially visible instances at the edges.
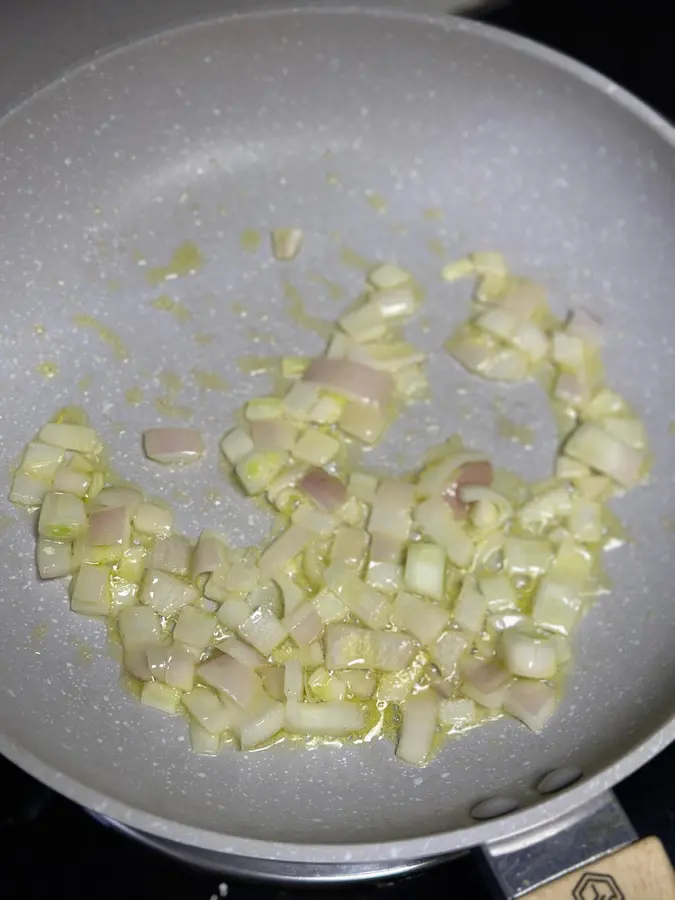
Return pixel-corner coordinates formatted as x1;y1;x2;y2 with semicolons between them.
2;4;675;895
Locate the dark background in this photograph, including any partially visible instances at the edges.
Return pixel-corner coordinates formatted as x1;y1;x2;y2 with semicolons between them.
2;1;673;898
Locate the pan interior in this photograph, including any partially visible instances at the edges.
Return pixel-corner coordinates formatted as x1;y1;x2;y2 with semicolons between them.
1;9;675;851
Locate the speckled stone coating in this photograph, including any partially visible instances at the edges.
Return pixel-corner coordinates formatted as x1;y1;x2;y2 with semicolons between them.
1;7;675;867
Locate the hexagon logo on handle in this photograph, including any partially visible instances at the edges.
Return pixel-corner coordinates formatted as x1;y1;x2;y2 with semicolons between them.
572;871;625;900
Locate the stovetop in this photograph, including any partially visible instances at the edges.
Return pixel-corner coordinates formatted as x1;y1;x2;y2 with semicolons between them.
3;1;674;898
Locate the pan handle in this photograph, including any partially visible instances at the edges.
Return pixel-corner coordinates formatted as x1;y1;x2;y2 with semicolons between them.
481;791;675;898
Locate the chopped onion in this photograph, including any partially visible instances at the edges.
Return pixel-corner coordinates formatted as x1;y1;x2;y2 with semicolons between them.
602;416;647;451
217;636;265;670
10;472;50;507
259;524;309;576
245;397;284;421
415;498;474;568
52;463;91;498
96;487;143;515
284;602;324;647
240;695;285;748
236;450;290;495
198;655;263;709
39;423;98;454
37;538;72;579
191;530;228;583
190;721;220;755
565;423;644;489
532;577;581;636
271;227;304;261
183;686;231;734
339;669;376;699
568;498;603;543
324;624;415;671
308;666;347;702
174;606;216;651
250;420;298;452
460;658;511;709
303;358;394;408
566;308;602;346
293;429;340;466
396;693;438;765
285;700;364;737
283;382;321;420
143;427;205;464
71;562;111;616
38;492;87;541
284;659;304;702
430;630;469;678
339;401;386;444
417;451;489;499
260;665;285;701
369;480;414;543
441;257;474;282
21;441;65;478
312;588;348;624
225;560;260;592
140;569;198;615
141;682;182;715
133;502;173;536
501;628;557;679
325;566;391;629
239;606;288;655
118;606;163;650
368;262;411;290
478;574;517;613
403;544;446;602
88;505;129;548
438;698;476;728
503;680;557;731
217;597;251;630
220;428;254;465
392;591;450;645
518;487;572;532
282;356;310;379
331;526;369;568
339;301;387;342
296;469;346;514
504;537;552;576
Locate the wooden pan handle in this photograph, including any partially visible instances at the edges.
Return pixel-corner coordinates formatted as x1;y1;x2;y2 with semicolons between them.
525;837;675;899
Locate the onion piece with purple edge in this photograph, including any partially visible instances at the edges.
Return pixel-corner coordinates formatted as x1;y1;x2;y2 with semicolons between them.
88;505;129;547
298;467;347;512
197;655;263;710
303;358;394;407
143;427;205;465
503;679;558;731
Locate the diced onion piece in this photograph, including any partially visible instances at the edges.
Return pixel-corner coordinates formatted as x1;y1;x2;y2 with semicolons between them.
160;644;197;692
147;534;191;577
504;537;552;576
52;463;91;497
293;429;340;466
438;698;476;728
174;606;216;651
475;307;521;342
565;423;644;490
368;262;411;290
217;636;265;670
183;686;232;734
71;562;111;616
225;560;260;592
291;506;334;537
373;286;416;320
449;330;529;382
191;530;228;582
518;487;573;531
38;492;87;541
404;543;446;601
479;575;517;613
377;653;427;704
554;372;588;407
250;420;298;452
281;356;310;379
501;628;557;679
415;498;474;567
141;682;182;715
326;566;391;629
339;301;387;342
392;591;450;646
578;475;611;502
396;692;438;765
500;278;548;320
365;561;402;594
454;575;488;634
283;600;324;646
240;695;285;748
37;538;72;579
285;700;365;736
133;502;173;536
297;469;347;516
430;630;469;677
259;524;310;576
118;606;163;652
96;487;143;514
140;569;198;615
340;401;386;444
510;321;549;362
552;332;585;370
308;394;345;425
460;658;511;709
236;450;289;495
504;680;557;732
39;423;98;453
220;428;254;465
283;659;304;702
88;505;129;548
585;388;628;419
568;498;603;543
339;669;376;699
260;666;285;701
532;577;580;636
331;526;369;568
190;721;220;755
312;588;348;624
324;624;415;671
217;598;253;630
21;441;65;478
143;427;205;464
441;257;474;282
369;480;414;543
308;667;347;702
198;655;263;709
555;456;591;480
417;450;489;499
566;308;602;346
602;416;647;451
284;382;321;421
471;251;508;276
246;397;284;422
271;227;304;261
303;358;394;408
239;607;288;655
9;472;50;507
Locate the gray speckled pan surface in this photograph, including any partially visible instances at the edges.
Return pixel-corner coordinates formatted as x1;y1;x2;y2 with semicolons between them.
1;6;675;865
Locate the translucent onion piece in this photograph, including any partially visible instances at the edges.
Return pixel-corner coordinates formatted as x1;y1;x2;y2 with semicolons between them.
441;257;474;282
504;537;552;576
479;574;517;613
190;721;220;755
417;450;490;499
246;397;284;422
460;658;511;709
347;470;378;504
566;308;603;346
240;695;285;748
308;667;347;702
331;526;369;569
339;301;387;342
88;505;129;548
118;606;163;650
259;524;310;576
9;472;49;507
403;543;446;601
313;588;349;624
271;228;304;261
284;602;325;647
197;655;263;709
20;441;65;478
284;382;321;420
216;636;265;670
70;562;111;616
217;598;252;630
236;450;290;495
37;538;72;579
438;698;476;728
503;680;558;731
369;480;414;543
285;700;365;737
532;577;581;636
39;492;87;541
143;427;205;464
325;566;391;629
239;606;288;655
415;498;474;568
340;401;386;444
430;630;469;678
250;420;298;452
52;464;91;498
183;686;232;734
396;693;439;765
339;669;376;699
191;530;228;582
39;423;98;453
298;468;347;512
133;502;173;536
174;606;216;651
568;498;603;543
260;666;286;702
392;592;450;646
501;629;557;679
293;429;340;466
140;682;182;715
367;263;411;290
139;569;198;615
225;560;260;593
303;358;394;407
220;427;254;465
324;624;415;671
96;487;143;514
565;423;645;489
284;659;304;702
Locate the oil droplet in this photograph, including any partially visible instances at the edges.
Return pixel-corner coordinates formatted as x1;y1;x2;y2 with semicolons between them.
283;280;333;339
240;229;262;253
423;207;444;221
73;314;129;360
33;324;47;336
237;355;279;376
365;190;387;213
154;396;193;420
496;414;534;447
106;278;121;292
231;300;248;317
159;370;183;394
340;246;371;272
390;222;408;235
326;172;340;187
171;488;190;504
194;332;216;345
427;237;447;258
151;294;192;324
125;387;143;405
191;368;229;391
77;375;92;391
146;240;204;286
36;361;59;379
31;624;49;642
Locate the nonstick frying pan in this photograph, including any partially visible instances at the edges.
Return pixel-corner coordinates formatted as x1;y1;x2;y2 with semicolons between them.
1;5;675;895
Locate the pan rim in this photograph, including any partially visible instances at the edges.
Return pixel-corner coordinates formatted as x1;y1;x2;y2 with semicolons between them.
1;4;674;863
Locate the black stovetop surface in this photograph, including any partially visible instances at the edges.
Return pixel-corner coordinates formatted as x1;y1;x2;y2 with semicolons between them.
3;2;673;898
